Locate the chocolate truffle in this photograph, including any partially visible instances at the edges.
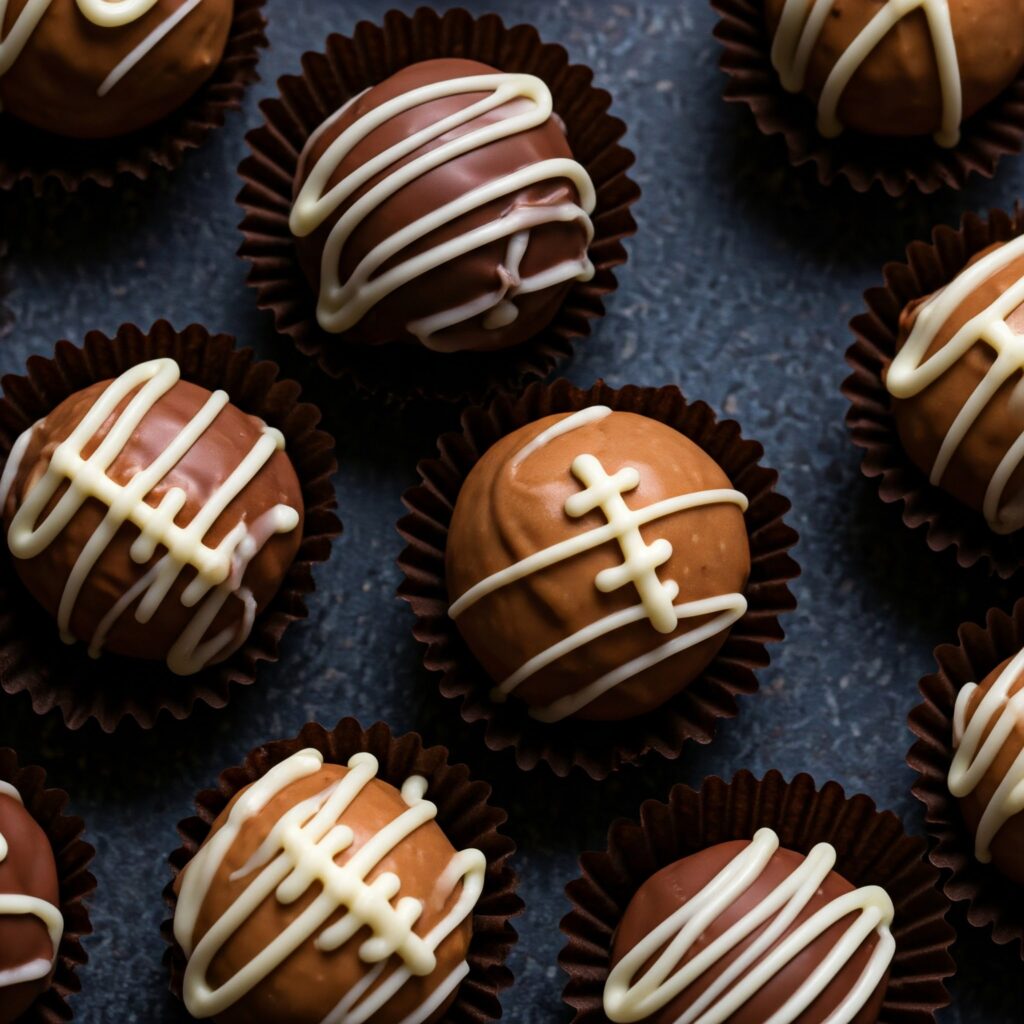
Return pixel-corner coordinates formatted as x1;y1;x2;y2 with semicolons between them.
0;781;63;1024
290;57;596;354
948;649;1024;885
765;0;1024;145
0;357;304;675
173;747;485;1024
446;407;751;723
885;235;1024;534
0;0;234;140
605;829;895;1024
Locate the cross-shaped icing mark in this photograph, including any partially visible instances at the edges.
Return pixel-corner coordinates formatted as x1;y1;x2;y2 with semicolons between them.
565;453;680;634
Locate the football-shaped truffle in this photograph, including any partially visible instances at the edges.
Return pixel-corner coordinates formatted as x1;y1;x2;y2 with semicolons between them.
173;748;484;1024
446;407;751;722
290;57;596;354
0;357;303;675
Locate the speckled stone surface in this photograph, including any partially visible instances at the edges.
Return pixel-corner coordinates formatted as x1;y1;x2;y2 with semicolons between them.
0;1;1022;1021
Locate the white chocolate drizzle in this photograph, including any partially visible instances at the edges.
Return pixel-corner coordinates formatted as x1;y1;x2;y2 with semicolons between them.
603;828;896;1024
448;408;749;722
0;358;301;676
290;72;597;349
174;748;486;1024
886;233;1024;534
0;781;64;993
771;0;963;147
0;0;206;100
949;647;1024;864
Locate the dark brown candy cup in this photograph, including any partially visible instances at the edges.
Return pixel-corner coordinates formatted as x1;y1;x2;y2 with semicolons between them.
162;717;521;1022
0;0;267;195
908;599;1024;957
560;770;956;1023
0;747;95;1024
711;0;1024;195
396;379;800;779
236;6;640;406
843;206;1024;578
0;320;341;731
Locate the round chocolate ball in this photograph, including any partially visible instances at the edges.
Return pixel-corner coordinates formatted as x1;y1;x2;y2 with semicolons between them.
765;0;1024;144
0;357;304;675
0;0;234;140
885;236;1024;534
173;748;484;1024
949;652;1024;885
0;782;62;1024
605;831;893;1024
446;407;751;723
290;57;596;354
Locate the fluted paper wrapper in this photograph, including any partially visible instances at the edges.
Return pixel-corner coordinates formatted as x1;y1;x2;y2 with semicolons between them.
0;321;340;731
236;6;639;405
712;0;1024;195
908;599;1024;956
162;717;521;1022
0;0;267;195
560;770;956;1023
396;379;800;779
0;747;95;1024
843;206;1024;578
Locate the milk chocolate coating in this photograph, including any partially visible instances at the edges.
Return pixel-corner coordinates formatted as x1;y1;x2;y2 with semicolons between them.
0;377;303;669
0;0;233;140
955;656;1024;885
446;411;751;721
611;842;889;1024
0;792;60;1024
889;241;1024;524
178;763;473;1024
764;0;1024;138
292;57;591;354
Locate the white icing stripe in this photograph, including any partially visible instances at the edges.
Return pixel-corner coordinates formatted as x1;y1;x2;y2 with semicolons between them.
950;648;1024;863
174;749;485;1023
771;0;963;147
2;358;300;675
887;233;1024;534
290;73;596;346
603;828;896;1024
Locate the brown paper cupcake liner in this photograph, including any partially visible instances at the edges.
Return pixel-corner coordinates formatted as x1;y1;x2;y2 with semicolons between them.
161;717;521;1021
908;599;1024;956
0;320;341;731
396;379;800;779
712;0;1024;195
236;6;639;406
560;770;956;1022
843;205;1024;578
0;0;267;195
0;747;95;1024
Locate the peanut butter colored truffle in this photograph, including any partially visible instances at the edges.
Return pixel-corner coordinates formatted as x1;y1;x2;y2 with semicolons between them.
0;358;303;675
605;830;894;1024
290;57;596;354
173;748;484;1024
0;0;234;140
885;236;1024;534
765;0;1024;145
446;407;751;723
949;651;1024;885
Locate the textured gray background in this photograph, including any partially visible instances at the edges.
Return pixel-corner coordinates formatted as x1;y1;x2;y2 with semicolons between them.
0;1;1023;1021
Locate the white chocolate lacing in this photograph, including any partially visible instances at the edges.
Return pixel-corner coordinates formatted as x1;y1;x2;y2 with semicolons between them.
173;749;486;1024
603;828;896;1024
771;0;962;147
290;73;597;349
0;358;301;675
448;407;749;722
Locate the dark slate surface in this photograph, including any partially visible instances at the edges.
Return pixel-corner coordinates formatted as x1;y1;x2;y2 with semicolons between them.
1;1;1023;1021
